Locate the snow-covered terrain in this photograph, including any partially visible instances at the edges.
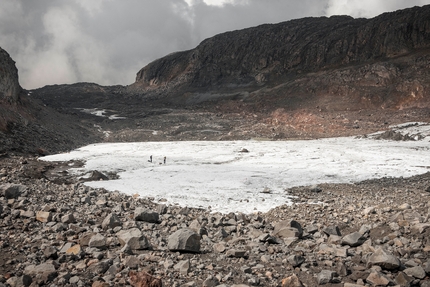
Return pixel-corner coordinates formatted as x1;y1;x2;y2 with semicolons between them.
42;123;430;214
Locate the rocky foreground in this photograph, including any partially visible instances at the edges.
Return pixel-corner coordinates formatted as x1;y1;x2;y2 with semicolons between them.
0;156;430;287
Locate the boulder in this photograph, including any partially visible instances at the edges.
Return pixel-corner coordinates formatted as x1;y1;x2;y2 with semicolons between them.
322;225;341;236
167;228;200;253
80;232;97;246
317;270;336;285
367;248;401;270
24;263;57;284
287;255;305;267
404;266;426;279
174;259;190;275
1;184;26;199
66;244;81;255
394;272;414;286
87;259;112;275
281;274;304;287
61;213;76;224
43;246;58;259
273;220;303;238
36;211;52;223
134;207;159;223
129;271;162;287
102;213;122;229
366;271;392;286
341;231;366;247
88;233;107;249
117;228;150;250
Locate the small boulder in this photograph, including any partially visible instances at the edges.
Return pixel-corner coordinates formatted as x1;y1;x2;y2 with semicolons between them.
102;213;121;230
341;232;367;247
367;248;400;270
281;274;304;287
2;184;26;199
287;255;305;267
317;270;336;285
117;228;151;250
134;207;159;223
167;228;200;253
36;211;52;223
273;220;303;238
322;225;341;236
88;233;107;249
129;271;162;287
404;266;426;279
366;271;392;286
61;213;76;224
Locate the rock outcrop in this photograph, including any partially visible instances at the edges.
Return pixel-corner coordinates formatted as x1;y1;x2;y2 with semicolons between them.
0;47;21;103
131;5;430;110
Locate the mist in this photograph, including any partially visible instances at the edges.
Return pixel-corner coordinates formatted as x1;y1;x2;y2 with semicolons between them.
1;0;429;89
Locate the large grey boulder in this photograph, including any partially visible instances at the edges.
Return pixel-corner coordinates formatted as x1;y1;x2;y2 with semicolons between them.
272;220;303;238
341;232;367;247
317;270;336;285
88;233;107;249
167;228;200;253
322;225;341;236
1;184;26;199
24;263;57;285
367;248;401;270
134;207;159;223
404;266;426;279
117;228;151;250
102;213;122;229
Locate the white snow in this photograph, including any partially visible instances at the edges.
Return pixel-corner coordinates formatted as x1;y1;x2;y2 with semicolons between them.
41;123;430;214
77;108;126;119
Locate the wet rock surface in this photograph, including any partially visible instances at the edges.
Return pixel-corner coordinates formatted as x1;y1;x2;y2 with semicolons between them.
0;156;429;286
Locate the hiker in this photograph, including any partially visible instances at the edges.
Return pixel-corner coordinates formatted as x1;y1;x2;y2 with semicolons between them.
148;155;152;163
163;156;166;164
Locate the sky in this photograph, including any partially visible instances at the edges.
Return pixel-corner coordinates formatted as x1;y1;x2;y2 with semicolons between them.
41;122;430;214
1;0;430;90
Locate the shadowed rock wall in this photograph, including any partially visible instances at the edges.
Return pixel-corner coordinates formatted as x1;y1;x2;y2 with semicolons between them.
133;5;430;94
0;47;22;103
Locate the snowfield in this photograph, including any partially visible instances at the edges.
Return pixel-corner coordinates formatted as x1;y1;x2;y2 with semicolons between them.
41;123;430;214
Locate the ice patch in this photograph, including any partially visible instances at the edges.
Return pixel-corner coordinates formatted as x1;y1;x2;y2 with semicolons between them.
41;123;430;214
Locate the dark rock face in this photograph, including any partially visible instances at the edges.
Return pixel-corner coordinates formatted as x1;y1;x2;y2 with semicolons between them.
0;47;22;103
131;5;430;108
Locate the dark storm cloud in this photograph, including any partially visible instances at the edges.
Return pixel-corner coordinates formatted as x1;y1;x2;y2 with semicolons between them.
1;0;429;89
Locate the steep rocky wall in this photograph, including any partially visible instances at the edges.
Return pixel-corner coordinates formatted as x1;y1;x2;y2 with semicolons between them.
133;5;430;92
0;47;22;103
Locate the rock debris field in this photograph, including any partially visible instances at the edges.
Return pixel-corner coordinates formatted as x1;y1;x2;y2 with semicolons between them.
0;123;430;286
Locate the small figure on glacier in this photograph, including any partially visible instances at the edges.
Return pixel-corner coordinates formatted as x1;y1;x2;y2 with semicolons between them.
163;156;166;164
148;155;152;163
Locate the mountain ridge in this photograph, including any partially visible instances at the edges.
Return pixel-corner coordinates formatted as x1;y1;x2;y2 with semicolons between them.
130;5;430;101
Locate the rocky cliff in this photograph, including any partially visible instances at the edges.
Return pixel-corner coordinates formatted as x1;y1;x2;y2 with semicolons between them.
131;5;430;110
0;47;22;103
0;48;101;154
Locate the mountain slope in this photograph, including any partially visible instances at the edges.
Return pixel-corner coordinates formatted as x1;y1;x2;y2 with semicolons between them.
20;5;430;147
129;5;430;111
0;47;102;155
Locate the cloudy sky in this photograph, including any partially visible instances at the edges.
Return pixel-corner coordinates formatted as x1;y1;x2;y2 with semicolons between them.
1;0;430;90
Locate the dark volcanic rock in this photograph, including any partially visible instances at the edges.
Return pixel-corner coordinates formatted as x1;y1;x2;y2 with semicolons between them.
0;47;22;103
131;5;430;109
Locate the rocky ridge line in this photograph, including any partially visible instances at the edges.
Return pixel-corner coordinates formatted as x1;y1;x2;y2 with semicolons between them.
131;5;430;95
